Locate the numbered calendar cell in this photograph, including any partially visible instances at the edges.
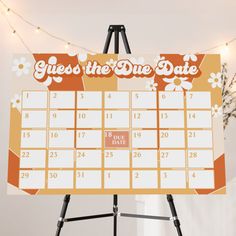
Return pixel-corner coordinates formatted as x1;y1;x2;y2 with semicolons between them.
49;130;74;148
50;91;75;109
159;92;184;109
160;171;186;189
50;110;75;128
159;111;184;128
186;92;211;109
160;150;185;168
104;150;130;168
22;91;47;109
105;92;129;109
19;170;45;189
20;150;46;168
159;130;185;148
76;150;102;168
76;171;101;189
22;111;47;128
48;150;74;168
132;171;158;189
187;130;212;148
187;111;212;128
105;111;129;128
132;150;158;168
104;171;130;189
132;111;157;128
189;170;214;189
77;110;102;128
132;130;157;148
188;150;214;168
21;130;46;148
48;171;73;189
132;92;157;109
76;130;102;148
105;131;129;148
77;91;102;109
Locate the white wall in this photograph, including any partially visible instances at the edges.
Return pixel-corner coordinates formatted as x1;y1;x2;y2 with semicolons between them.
0;0;236;235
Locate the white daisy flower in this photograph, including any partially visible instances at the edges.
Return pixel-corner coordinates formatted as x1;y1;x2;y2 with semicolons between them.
106;59;117;69
212;104;222;117
208;72;222;88
154;55;165;64
145;79;158;91
163;76;192;91
11;94;21;112
12;57;31;77
183;54;197;62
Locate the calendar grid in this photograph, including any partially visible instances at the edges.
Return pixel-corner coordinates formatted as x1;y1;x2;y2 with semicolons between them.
184;91;189;189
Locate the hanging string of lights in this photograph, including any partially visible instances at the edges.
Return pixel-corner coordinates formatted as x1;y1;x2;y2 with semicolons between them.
0;0;235;55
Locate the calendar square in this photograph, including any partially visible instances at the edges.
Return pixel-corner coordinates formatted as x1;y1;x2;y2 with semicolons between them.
160;150;185;168
189;170;214;189
159;130;185;148
19;170;45;189
21;130;46;148
104;171;130;189
77;110;102;128
132;150;158;168
50;91;75;109
76;171;101;189
105;131;129;148
22;111;47;128
132;92;157;109
186;92;211;109
132;130;158;148
188;150;214;168
159;92;184;109
48;150;74;168
76;150;102;168
22;91;47;109
105;92;129;109
159;111;184;128
132;171;158;189
187;130;212;148
132;111;157;128
187;111;212;128
50;110;75;128
160;171;186;189
77;92;102;109
77;130;102;148
20;150;46;168
105;111;129;128
49;130;74;148
104;150;130;168
48;170;73;189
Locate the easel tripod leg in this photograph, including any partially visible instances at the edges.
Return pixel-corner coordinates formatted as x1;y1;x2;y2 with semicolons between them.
167;195;183;236
113;195;118;236
55;195;71;236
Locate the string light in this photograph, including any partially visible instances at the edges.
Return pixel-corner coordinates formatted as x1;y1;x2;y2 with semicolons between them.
0;0;236;55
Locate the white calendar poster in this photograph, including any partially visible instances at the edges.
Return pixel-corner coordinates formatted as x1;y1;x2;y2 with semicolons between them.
8;53;226;195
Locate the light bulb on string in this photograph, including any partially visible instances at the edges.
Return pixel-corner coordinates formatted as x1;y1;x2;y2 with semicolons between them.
35;26;40;33
220;43;229;56
6;8;10;15
12;29;16;35
65;42;71;50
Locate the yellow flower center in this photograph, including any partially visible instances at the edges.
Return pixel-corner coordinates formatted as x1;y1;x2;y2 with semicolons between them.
16;99;20;103
174;78;181;86
214;78;218;82
18;64;24;69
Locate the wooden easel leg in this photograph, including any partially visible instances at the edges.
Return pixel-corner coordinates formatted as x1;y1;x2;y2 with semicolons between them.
113;195;118;236
167;195;183;236
55;195;71;236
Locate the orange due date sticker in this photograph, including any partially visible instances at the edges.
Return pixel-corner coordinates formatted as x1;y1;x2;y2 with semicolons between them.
105;131;129;148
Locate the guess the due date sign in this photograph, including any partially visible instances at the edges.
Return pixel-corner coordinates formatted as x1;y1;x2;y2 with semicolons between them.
8;53;225;195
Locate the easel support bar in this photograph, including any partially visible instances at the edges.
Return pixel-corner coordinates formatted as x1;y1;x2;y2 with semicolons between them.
64;213;114;222
120;213;171;221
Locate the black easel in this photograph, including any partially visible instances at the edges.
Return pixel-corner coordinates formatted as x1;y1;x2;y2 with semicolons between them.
55;25;182;236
